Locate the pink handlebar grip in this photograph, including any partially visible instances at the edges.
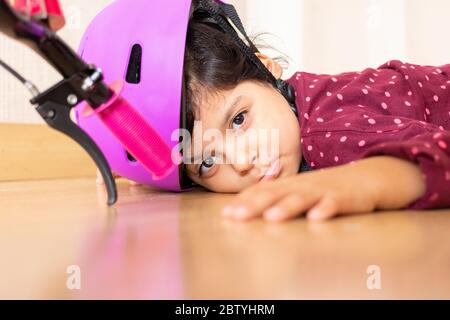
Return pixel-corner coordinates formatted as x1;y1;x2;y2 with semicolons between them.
83;81;181;180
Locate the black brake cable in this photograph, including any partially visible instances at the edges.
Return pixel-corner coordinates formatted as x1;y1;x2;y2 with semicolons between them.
0;57;40;97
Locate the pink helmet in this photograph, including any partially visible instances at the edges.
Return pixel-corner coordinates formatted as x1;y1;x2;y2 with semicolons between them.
75;0;298;191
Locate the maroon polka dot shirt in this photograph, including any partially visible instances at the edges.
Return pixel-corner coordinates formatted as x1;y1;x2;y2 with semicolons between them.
286;60;450;210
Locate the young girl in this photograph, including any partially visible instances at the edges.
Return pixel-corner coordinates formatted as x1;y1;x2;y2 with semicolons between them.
98;8;450;223
181;18;450;222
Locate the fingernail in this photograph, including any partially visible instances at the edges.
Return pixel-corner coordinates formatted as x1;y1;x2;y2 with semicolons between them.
307;209;322;221
264;207;283;220
222;206;234;216
234;206;248;218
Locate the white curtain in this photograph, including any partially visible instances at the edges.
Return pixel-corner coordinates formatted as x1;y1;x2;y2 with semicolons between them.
232;0;449;75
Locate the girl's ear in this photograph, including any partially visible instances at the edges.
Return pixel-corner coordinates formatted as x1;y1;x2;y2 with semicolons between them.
255;52;283;79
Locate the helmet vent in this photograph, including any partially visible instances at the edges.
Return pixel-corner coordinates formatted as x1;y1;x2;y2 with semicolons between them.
125;44;142;84
126;151;137;163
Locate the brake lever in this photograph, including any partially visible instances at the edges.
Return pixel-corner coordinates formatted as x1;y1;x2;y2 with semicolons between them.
31;73;118;205
0;0;118;205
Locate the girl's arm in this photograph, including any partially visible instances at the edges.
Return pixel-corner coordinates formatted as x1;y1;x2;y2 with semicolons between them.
350;156;426;210
222;155;427;222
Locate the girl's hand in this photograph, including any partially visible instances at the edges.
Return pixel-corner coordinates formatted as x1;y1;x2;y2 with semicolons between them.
222;156;426;222
222;159;382;222
96;169;141;186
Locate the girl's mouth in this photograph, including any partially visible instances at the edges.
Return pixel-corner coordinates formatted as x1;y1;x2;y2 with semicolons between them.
259;158;281;182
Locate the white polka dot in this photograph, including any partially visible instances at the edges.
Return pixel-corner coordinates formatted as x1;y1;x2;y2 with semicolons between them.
362;89;369;95
325;132;332;138
377;130;383;134
436;68;443;74
408;91;412;96
315;106;320;111
337;94;343;101
430;193;439;202
381;102;388;110
411;147;419;155
307;145;313;151
326;91;332;97
310;162;315;167
438;140;447;149
425;75;430;81
385;91;391;97
313;79;319;82
309;85;315;89
389;81;396;84
344;123;351;127
368;119;376;125
369;78;375;83
358;140;366;147
373;73;378;77
306;97;311;102
340;136;347;142
336;108;343;113
405;101;411;106
358;104;365;108
405;75;409;80
334;156;339;162
441;85;447;90
418;82;423;88
320;152;324;158
331;77;338;82
410;65;416;69
317;118;324;123
363;114;369;119
433;95;439;102
425;108;431;115
394;119;402;124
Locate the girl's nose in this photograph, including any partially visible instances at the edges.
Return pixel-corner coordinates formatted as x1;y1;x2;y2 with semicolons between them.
230;155;257;174
223;134;257;174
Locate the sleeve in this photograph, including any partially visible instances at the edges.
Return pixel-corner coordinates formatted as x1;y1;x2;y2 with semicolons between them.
360;126;450;210
302;109;450;210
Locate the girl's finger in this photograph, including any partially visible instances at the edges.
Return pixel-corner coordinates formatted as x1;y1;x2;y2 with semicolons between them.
223;186;287;221
96;169;121;185
306;196;339;221
263;194;320;222
96;169;104;185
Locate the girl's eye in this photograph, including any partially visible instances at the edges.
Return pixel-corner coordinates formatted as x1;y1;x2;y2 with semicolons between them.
231;111;247;129
199;156;217;177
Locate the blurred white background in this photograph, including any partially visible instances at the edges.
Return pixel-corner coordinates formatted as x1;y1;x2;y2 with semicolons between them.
1;0;449;123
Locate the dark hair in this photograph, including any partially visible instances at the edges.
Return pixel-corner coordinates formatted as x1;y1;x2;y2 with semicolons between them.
183;19;289;134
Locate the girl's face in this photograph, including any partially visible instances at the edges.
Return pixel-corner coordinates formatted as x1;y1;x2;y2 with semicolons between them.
185;56;302;192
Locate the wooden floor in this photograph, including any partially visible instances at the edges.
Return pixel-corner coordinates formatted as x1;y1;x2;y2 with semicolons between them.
0;177;449;299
